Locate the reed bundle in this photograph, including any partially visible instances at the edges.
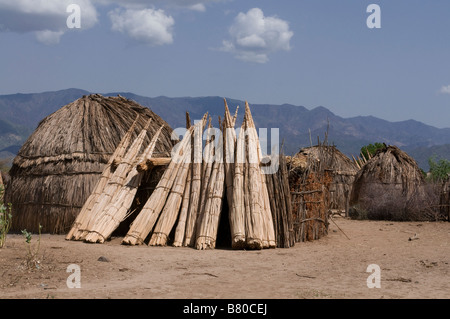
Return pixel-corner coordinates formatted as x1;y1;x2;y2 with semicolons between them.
182;114;204;247
83;126;164;243
195;121;225;250
66;117;139;240
122;115;207;245
70;118;153;241
63;98;295;249
265;153;295;248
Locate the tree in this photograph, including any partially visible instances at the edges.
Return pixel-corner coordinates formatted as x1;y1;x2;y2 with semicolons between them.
428;157;450;182
360;142;386;161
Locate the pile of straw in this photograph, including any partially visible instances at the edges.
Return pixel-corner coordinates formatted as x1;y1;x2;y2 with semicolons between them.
70;99;291;249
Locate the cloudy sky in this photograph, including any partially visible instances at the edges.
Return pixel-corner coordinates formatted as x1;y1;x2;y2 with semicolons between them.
0;0;450;128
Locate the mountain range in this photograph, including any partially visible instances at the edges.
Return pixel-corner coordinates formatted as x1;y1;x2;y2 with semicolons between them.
0;88;449;171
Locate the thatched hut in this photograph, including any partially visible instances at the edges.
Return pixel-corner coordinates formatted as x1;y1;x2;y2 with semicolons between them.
289;145;358;215
349;145;433;221
287;144;347;242
5;94;175;234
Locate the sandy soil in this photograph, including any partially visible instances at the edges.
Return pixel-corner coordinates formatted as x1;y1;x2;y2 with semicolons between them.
0;218;449;299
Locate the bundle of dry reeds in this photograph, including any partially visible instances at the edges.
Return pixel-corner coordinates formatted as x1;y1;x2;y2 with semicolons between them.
66;117;139;240
83;126;164;243
66;99;291;250
122;114;208;245
265;152;295;248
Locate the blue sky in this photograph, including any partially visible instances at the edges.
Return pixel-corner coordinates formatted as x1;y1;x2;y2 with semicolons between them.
0;0;450;128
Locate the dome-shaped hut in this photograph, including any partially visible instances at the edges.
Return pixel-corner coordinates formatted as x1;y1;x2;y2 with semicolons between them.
5;94;175;234
287;144;357;242
349;145;432;221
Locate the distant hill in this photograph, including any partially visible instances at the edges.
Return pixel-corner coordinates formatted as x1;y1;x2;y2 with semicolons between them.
0;88;449;171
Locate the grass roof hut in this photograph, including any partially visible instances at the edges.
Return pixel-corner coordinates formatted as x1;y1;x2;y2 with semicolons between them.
349;145;435;221
289;145;358;216
287;144;343;242
5;94;175;234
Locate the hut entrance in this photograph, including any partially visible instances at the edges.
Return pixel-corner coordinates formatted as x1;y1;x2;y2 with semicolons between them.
215;191;231;249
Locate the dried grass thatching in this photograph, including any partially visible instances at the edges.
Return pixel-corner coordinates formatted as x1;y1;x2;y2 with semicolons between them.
288;145;358;215
5;94;175;234
287;143;337;242
349;145;435;221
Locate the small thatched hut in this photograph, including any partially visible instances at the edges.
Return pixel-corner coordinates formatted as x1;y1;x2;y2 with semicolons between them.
349;145;433;221
5;94;175;234
289;145;358;215
287;144;348;242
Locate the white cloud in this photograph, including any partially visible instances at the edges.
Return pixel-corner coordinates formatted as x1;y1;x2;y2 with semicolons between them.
109;8;174;46
187;3;206;12
0;0;98;44
35;30;64;45
220;8;294;63
439;85;450;94
99;0;213;11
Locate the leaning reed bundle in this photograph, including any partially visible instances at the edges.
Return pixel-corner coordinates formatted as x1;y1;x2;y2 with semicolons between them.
265;153;295;248
182;113;206;246
223;99;237;222
193;118;215;244
243;102;276;249
195;122;225;250
122;115;207;245
149;139;191;246
230;117;247;248
66;117;138;240
73;118;153;240
172;163;192;246
83;126;163;243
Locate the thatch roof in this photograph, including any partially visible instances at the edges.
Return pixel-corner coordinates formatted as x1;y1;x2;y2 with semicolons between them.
288;145;358;175
5;94;175;234
288;145;358;214
349;145;430;220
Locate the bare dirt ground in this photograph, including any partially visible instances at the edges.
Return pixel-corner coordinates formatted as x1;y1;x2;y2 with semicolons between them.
0;218;449;299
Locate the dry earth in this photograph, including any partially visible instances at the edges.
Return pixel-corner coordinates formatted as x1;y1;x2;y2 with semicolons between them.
0;218;449;299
